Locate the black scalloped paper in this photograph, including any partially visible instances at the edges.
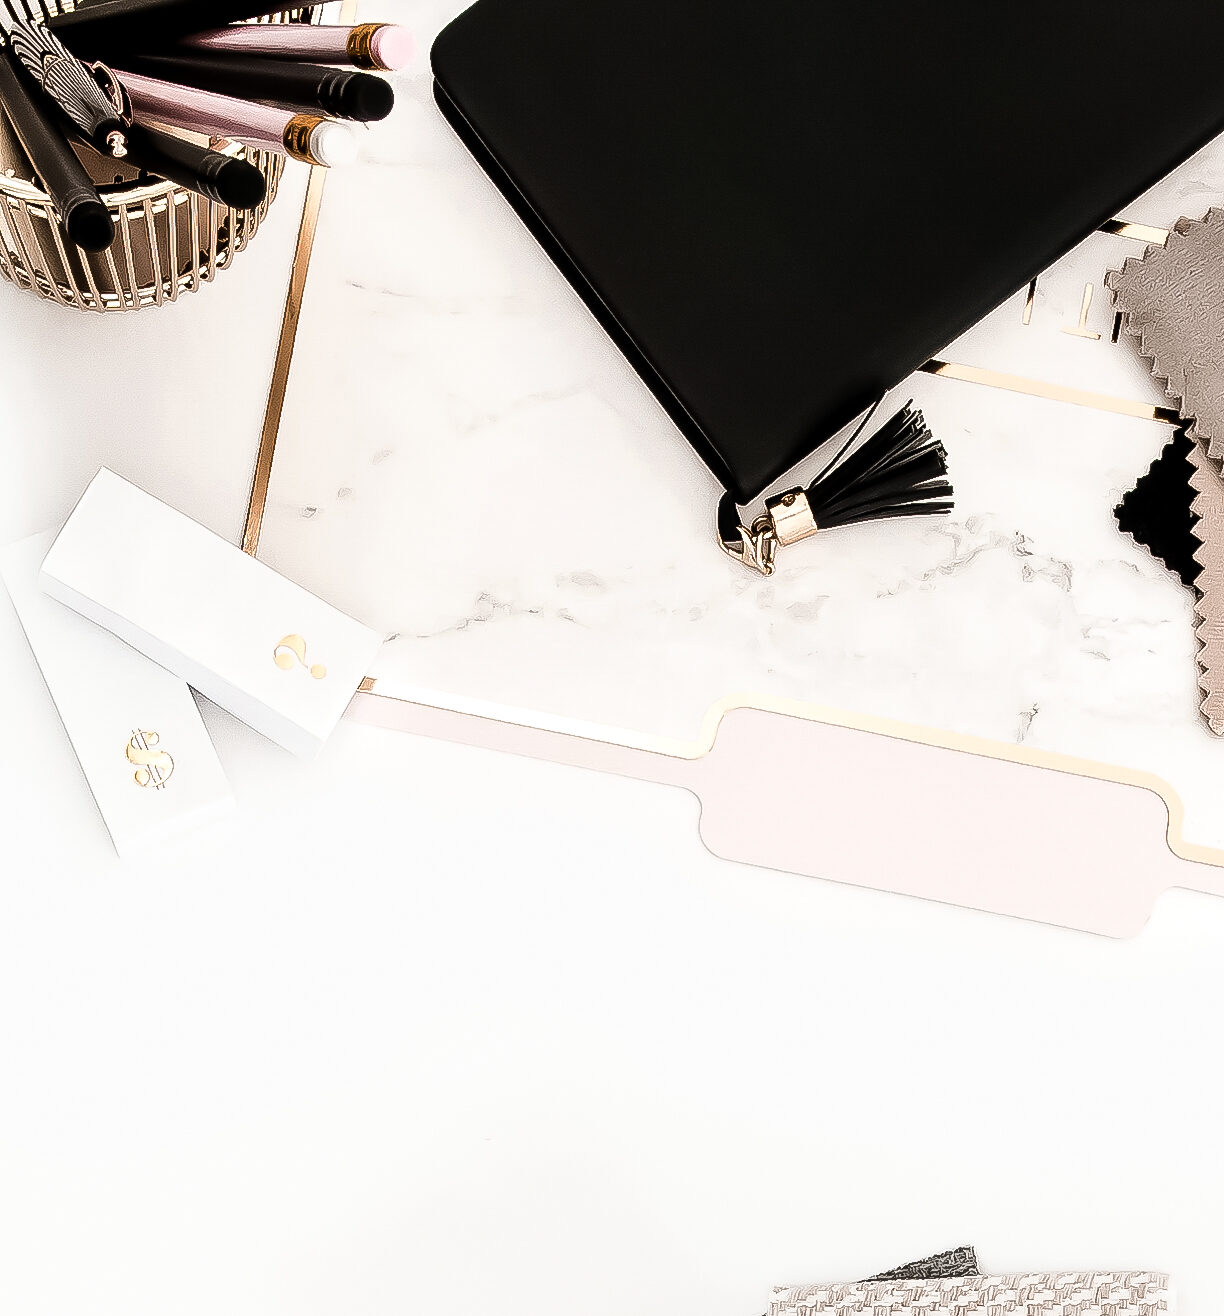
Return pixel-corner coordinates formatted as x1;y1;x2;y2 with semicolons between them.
1116;429;1202;591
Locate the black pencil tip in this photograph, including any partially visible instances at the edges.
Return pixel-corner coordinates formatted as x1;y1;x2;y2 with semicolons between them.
217;157;267;210
66;200;114;252
342;73;394;122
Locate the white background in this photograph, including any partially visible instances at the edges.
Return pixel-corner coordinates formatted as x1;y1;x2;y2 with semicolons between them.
5;634;1223;1316
2;61;1224;1316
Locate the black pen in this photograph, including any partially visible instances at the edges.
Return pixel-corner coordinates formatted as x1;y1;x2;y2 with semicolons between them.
0;37;113;251
7;16;129;157
119;123;267;209
119;51;394;122
48;3;288;57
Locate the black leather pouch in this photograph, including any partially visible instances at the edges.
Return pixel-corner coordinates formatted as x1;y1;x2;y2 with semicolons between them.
433;0;1224;506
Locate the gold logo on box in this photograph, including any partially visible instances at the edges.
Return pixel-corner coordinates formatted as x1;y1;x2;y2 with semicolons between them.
127;729;174;790
274;633;327;680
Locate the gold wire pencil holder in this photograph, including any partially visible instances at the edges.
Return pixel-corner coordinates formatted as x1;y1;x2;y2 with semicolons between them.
0;2;318;312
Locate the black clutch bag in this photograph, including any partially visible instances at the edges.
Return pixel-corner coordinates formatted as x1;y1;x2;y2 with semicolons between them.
432;0;1224;567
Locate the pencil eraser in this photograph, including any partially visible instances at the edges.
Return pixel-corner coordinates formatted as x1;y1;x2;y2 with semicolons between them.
370;26;415;71
2;531;234;857
309;119;359;168
40;470;384;759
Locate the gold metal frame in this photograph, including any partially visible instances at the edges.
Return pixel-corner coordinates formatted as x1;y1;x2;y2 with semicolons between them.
243;0;358;554
918;358;1182;424
244;205;1179;551
241;124;1224;880
242;163;329;554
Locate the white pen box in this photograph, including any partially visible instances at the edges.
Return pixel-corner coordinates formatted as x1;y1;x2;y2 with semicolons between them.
41;469;384;758
2;532;234;857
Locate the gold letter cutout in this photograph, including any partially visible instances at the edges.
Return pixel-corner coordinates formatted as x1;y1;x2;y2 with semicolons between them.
126;730;174;789
274;634;327;680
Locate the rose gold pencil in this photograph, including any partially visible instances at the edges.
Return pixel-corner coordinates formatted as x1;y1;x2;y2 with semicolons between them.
182;23;415;72
115;69;358;167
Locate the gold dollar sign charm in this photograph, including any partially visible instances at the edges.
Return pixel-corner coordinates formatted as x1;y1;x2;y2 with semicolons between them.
274;634;327;680
126;729;175;790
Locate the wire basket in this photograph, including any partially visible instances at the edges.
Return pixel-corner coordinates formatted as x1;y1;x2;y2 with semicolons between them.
0;3;318;311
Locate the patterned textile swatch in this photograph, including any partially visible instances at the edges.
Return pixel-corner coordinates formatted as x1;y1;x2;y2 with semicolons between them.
1115;430;1202;590
1107;208;1224;470
1108;213;1224;733
757;1249;980;1316
1189;443;1224;733
863;1248;978;1283
768;1272;1173;1316
1112;427;1224;733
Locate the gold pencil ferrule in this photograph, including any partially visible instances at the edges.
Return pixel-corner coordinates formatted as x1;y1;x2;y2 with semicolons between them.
283;114;327;165
346;23;385;70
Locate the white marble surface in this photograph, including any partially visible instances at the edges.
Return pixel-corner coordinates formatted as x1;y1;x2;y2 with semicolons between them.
261;0;1224;853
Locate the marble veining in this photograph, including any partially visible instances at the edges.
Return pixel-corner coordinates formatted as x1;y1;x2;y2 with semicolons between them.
261;0;1224;849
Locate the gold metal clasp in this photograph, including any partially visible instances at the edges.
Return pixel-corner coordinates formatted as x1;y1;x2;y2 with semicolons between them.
721;515;778;576
719;488;819;575
765;488;819;546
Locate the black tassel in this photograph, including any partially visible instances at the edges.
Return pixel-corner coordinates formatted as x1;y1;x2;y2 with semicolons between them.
719;402;953;572
805;402;953;530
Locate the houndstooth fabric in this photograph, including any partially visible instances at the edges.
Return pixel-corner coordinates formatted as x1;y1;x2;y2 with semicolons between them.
769;1272;1171;1316
863;1248;978;1283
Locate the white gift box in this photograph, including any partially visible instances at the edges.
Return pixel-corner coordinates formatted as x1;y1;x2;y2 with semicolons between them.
2;531;234;856
41;469;384;759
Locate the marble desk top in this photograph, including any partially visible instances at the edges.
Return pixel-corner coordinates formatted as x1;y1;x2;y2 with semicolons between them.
258;0;1224;854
